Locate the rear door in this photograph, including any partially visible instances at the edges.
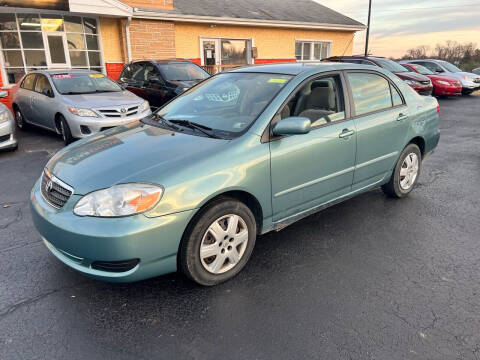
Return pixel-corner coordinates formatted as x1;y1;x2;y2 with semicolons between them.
16;74;37;122
345;71;409;190
269;73;357;223
30;74;56;129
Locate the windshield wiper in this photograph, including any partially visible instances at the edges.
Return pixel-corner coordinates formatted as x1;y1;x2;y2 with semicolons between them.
169;119;220;139
141;114;179;130
63;91;96;95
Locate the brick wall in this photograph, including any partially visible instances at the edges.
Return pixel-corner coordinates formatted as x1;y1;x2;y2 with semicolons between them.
129;19;175;60
120;0;173;10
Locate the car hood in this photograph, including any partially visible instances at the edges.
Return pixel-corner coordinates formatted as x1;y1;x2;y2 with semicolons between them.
395;72;430;82
46;122;228;194
61;90;142;108
427;74;460;83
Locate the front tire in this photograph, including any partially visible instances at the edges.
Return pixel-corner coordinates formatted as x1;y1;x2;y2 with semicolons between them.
59;115;74;145
179;198;257;286
382;144;421;198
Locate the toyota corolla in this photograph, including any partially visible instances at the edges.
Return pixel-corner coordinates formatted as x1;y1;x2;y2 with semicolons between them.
31;63;440;286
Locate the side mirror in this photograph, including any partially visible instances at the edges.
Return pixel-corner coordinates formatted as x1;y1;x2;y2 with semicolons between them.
0;90;8;98
435;69;444;73
272;117;311;136
42;88;53;97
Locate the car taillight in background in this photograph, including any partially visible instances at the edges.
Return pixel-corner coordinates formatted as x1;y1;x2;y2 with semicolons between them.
437;105;440;115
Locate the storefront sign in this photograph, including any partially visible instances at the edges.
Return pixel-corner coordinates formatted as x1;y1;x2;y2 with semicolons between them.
0;0;69;11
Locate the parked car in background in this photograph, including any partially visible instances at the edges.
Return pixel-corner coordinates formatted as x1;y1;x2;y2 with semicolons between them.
401;63;462;96
401;59;480;95
324;56;433;95
31;63;440;286
118;59;210;109
0;91;17;151
12;70;151;145
473;68;480;76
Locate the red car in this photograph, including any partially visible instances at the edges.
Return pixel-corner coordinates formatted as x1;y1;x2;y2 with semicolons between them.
401;63;462;96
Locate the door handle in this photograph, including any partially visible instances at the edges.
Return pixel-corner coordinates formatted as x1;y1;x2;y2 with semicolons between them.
397;113;408;121
339;129;355;139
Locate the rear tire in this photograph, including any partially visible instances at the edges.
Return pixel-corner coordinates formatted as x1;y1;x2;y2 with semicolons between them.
382;144;421;198
14;107;29;131
179;197;257;286
59;115;74;145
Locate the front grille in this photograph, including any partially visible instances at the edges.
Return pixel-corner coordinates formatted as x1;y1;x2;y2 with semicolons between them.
474;78;480;83
98;106;139;118
41;171;73;209
0;134;9;143
420;81;431;85
91;259;139;273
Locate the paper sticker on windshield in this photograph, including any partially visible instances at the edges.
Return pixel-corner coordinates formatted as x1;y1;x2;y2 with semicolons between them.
268;78;287;83
53;74;73;79
89;74;104;78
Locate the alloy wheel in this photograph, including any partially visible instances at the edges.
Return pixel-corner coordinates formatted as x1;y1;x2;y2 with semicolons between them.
200;214;249;274
399;152;419;190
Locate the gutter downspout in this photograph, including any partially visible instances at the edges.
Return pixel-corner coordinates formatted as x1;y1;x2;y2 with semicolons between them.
125;16;132;63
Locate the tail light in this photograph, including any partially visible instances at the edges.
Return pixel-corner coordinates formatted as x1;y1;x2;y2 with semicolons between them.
436;105;440;115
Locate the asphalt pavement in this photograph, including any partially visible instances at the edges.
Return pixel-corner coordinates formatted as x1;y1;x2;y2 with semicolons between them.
0;94;479;360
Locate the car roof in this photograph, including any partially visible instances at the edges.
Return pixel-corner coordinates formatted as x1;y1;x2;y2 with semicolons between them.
228;62;378;75
131;58;193;65
33;69;101;76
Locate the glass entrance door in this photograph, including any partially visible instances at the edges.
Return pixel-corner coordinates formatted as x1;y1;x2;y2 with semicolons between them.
44;32;70;68
201;39;220;66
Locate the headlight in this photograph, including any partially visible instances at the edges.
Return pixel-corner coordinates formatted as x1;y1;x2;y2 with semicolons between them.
68;107;98;117
141;100;150;112
437;80;450;86
0;109;12;124
74;183;163;217
404;80;420;86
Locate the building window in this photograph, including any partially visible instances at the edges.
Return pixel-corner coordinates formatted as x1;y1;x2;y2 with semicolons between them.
0;13;103;86
295;41;331;61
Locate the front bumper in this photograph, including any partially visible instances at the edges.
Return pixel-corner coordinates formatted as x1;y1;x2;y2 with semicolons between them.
65;109;152;139
461;80;480;91
433;84;462;96
30;178;195;282
0;120;18;150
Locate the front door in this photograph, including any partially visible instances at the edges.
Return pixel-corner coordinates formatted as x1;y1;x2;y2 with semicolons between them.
269;74;357;223
43;32;70;68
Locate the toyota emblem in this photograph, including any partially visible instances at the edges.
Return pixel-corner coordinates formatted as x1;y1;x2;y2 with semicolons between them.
46;180;53;193
120;108;127;114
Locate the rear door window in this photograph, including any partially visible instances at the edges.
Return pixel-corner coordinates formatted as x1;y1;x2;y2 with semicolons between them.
21;74;36;90
347;72;393;116
391;85;403;106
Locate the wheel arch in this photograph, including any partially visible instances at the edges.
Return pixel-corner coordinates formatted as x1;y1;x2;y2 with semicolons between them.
408;136;425;157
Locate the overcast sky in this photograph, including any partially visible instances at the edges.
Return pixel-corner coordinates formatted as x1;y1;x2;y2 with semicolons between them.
316;0;480;58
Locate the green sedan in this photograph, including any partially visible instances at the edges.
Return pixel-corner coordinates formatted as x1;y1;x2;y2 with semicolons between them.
31;63;440;286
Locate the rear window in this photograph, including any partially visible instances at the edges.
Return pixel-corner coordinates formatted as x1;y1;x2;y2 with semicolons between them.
159;63;209;81
51;73;122;95
21;74;36;90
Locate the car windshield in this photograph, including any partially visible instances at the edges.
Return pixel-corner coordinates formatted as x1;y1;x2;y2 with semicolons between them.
51;73;122;94
439;61;462;73
409;64;434;75
155;72;292;137
375;58;409;73
159;63;210;81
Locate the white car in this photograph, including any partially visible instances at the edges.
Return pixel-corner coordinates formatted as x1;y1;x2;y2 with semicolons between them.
0;91;17;151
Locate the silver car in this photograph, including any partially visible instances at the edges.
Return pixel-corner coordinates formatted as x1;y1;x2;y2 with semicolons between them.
473;68;480;76
12;70;151;144
401;59;480;95
0;90;18;151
